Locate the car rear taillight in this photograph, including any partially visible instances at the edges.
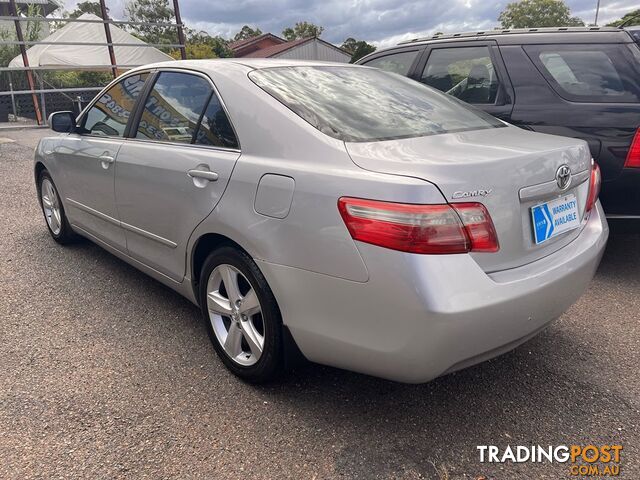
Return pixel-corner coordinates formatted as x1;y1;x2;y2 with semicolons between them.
624;128;640;168
451;202;500;252
586;161;601;213
337;197;499;254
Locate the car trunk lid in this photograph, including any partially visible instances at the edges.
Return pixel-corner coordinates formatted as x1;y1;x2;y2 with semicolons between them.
345;126;593;272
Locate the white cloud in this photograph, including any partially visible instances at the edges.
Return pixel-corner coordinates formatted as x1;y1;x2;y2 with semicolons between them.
61;0;640;47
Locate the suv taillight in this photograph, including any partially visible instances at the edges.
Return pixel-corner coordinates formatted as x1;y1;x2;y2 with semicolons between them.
625;128;640;168
337;197;499;254
586;161;601;213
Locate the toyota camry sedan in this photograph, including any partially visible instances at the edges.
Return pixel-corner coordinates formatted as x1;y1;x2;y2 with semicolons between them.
35;59;608;383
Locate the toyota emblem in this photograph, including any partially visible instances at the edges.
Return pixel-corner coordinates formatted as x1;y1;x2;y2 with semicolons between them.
556;165;572;190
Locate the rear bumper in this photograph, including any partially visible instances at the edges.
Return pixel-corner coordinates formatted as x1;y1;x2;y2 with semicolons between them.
258;202;609;383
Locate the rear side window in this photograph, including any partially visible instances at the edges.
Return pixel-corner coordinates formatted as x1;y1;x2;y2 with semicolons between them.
363;51;419;75
194;94;239;149
421;46;500;104
525;44;640;103
250;66;505;143
135;72;211;143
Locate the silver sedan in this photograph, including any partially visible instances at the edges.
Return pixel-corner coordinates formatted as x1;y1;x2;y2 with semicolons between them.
35;59;608;383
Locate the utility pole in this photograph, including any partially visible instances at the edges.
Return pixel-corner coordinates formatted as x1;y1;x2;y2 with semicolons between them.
172;0;187;60
99;0;118;78
594;0;601;26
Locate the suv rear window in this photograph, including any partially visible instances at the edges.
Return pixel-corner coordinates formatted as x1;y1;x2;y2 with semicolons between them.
249;66;505;142
525;44;640;103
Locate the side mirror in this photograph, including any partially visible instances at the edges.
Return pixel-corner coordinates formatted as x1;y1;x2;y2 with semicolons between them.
48;111;76;133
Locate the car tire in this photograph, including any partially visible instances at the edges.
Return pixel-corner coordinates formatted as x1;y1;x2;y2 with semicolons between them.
199;246;284;383
37;170;78;245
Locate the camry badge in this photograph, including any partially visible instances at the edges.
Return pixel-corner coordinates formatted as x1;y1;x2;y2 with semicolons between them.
452;188;492;199
556;164;572;190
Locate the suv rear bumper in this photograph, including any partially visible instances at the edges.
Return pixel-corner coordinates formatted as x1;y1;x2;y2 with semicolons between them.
600;167;640;217
258;202;608;383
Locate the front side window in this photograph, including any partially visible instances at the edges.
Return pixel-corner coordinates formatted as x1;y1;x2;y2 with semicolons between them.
421;46;500;104
250;66;505;143
363;51;419;75
135;72;212;143
82;72;149;137
526;44;640;103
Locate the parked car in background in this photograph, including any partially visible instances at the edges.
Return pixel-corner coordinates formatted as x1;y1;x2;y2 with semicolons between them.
358;27;640;220
36;60;607;384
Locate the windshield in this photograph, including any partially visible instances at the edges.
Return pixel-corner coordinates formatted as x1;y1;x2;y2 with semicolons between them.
249;66;505;142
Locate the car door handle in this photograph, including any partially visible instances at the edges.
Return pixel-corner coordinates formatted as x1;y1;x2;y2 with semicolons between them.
187;169;219;181
99;154;115;169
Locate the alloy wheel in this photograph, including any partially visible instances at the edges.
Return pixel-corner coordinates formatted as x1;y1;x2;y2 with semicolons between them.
206;264;265;366
41;178;62;236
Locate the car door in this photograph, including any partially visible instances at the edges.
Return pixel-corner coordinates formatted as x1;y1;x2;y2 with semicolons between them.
55;71;150;251
115;70;241;282
413;41;515;121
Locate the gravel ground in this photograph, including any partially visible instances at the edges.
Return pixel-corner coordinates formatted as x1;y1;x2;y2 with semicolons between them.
1;128;638;479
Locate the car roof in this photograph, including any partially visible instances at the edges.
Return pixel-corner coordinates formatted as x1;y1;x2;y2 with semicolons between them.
392;26;634;47
129;58;358;76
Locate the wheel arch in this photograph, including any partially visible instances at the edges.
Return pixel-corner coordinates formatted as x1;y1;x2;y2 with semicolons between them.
34;161;47;185
190;233;250;301
189;232;307;368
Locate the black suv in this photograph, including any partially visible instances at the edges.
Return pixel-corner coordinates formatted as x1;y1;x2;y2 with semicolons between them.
358;27;640;219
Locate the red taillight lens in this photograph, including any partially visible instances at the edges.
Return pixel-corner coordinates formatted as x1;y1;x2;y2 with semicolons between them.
624;128;640;168
337;197;499;254
451;202;500;252
586;161;601;213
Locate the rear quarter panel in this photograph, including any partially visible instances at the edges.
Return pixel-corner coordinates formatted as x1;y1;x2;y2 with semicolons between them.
186;65;447;283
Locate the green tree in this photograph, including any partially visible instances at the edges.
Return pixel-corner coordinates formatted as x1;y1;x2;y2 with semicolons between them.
44;70;113;89
606;9;640;27
0;4;42;68
341;37;376;63
69;1;105;18
233;25;262;42
498;0;584;28
125;0;177;47
1;5;44;93
282;21;323;41
171;30;233;59
170;43;214;59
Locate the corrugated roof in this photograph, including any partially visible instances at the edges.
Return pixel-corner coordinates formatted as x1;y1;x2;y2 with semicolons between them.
229;33;285;51
241;37;311;58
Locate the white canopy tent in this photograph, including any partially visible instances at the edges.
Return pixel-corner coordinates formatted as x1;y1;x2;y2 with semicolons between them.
9;13;173;69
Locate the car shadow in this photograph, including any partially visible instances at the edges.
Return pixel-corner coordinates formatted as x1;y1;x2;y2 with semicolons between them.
594;230;640;283
257;323;630;476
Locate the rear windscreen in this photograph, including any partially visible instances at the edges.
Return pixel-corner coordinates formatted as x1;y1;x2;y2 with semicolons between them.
525;44;640;103
249;66;505;142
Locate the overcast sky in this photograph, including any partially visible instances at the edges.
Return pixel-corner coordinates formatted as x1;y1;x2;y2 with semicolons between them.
64;0;638;47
